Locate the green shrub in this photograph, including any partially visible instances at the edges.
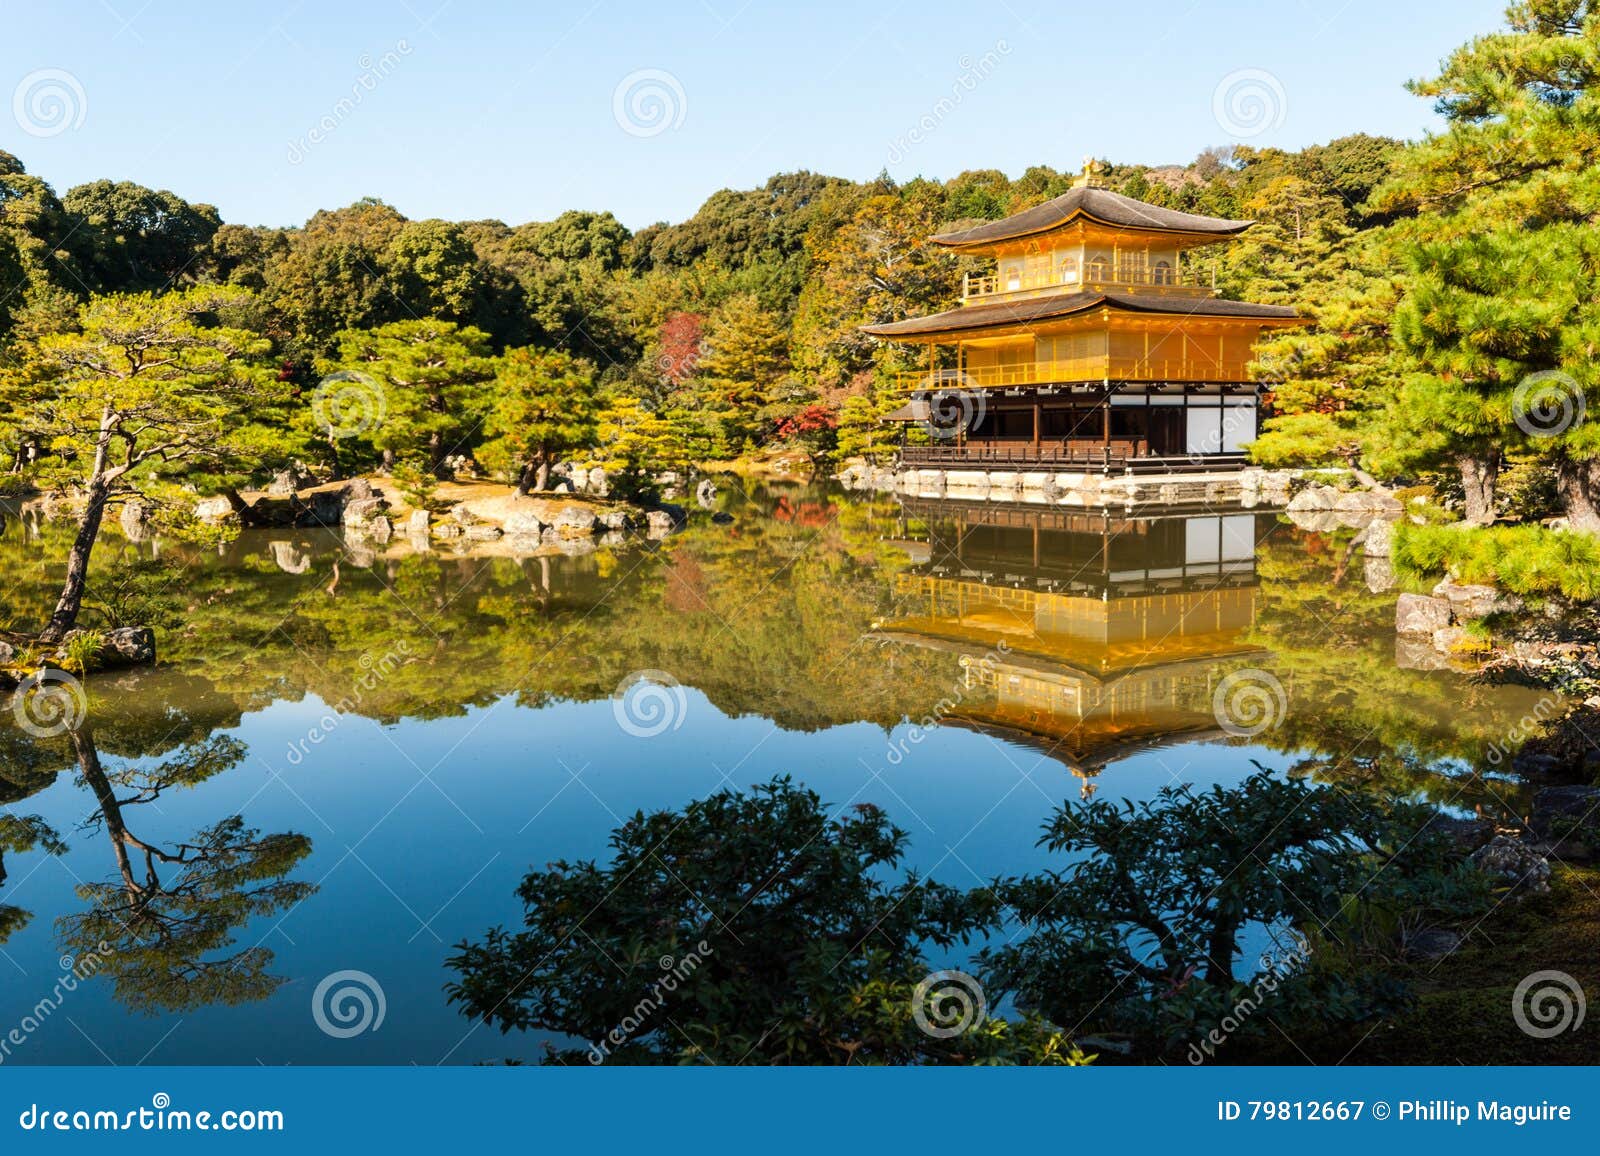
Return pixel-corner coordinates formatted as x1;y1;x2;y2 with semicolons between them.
1393;523;1600;601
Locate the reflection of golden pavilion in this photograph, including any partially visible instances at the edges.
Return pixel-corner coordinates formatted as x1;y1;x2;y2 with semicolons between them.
872;504;1271;793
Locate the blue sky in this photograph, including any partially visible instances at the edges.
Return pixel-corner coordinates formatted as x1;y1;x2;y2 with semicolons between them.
1;0;1510;230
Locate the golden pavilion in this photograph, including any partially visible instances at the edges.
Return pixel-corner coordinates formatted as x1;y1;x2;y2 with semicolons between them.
863;162;1301;472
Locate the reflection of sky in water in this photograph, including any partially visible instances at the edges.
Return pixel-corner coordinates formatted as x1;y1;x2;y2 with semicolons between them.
0;495;1555;1064
2;688;1288;1065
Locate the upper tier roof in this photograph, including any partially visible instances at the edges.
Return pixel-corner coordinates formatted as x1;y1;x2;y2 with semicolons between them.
931;185;1253;249
861;290;1299;339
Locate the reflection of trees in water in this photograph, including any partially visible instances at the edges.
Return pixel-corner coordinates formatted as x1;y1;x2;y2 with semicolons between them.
54;725;315;1014
0;814;65;945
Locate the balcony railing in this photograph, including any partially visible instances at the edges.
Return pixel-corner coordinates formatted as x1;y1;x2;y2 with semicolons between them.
898;442;1250;474
963;264;1216;302
896;357;1244;392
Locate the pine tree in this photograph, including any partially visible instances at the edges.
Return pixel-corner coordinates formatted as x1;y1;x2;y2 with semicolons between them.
324;319;495;477
0;286;275;640
477;348;600;493
1372;0;1600;526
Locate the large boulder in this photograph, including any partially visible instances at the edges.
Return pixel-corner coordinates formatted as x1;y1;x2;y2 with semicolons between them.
102;626;156;666
596;510;631;532
1334;490;1403;517
0;640;16;666
464;524;503;541
695;479;718;509
1470;834;1551;893
59;626;156;669
242;494;300;528
1432;576;1523;619
265;468;304;497
504;510;546;538
193;495;237;524
1530;785;1600;862
341;496;387;526
1395;593;1452;636
298;479;375;527
406;509;432;537
1286;484;1338;512
551;505;597;538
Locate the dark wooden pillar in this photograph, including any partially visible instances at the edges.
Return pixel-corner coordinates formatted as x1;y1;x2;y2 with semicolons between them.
1032;399;1041;452
1101;391;1111;446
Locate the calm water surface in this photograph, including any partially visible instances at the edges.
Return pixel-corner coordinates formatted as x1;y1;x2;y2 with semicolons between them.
0;486;1550;1063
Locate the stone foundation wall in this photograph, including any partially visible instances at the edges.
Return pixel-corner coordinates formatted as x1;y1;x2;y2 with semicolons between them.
837;463;1300;509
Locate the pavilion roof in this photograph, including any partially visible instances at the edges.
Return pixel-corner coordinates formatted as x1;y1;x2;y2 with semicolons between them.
931;185;1253;249
861;290;1299;340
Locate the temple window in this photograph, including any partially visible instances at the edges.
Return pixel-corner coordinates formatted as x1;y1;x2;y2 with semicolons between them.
1153;259;1174;285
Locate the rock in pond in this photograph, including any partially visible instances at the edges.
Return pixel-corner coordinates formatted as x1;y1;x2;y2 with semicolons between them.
503;510;547;538
1395;593;1453;636
551;505;597;538
1432;576;1523;620
58;626;156;669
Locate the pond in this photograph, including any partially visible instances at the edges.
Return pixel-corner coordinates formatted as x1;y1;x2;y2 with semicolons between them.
0;485;1553;1064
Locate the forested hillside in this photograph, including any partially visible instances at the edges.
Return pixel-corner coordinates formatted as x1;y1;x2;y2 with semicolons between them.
3;0;1597;537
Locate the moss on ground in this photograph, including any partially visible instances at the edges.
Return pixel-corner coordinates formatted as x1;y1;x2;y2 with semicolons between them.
1313;865;1600;1064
